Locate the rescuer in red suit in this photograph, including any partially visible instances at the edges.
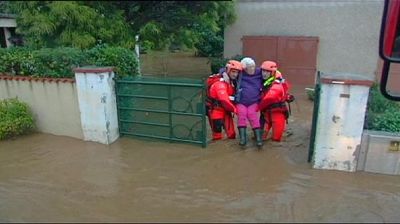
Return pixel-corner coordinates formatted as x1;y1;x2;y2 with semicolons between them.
206;60;243;140
258;61;292;142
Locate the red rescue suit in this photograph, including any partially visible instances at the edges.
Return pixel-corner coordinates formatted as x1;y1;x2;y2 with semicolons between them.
259;79;289;142
207;77;237;140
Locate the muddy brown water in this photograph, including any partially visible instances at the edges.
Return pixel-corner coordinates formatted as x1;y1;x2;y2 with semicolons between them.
1;88;400;223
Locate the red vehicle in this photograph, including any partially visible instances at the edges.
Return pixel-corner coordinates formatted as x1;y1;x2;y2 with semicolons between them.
380;0;400;100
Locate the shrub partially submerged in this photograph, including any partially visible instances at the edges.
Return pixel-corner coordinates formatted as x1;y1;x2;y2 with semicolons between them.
0;98;35;140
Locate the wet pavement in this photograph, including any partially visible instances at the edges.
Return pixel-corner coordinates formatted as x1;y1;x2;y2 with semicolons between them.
1;91;400;222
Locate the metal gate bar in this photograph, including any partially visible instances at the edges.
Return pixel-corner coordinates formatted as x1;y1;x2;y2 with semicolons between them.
115;76;208;148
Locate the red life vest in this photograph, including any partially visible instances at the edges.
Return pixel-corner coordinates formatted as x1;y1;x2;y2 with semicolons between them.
205;73;236;118
206;74;224;109
260;78;295;120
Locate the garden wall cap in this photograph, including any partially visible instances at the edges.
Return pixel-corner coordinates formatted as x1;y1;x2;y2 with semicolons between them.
320;72;374;87
73;66;114;74
365;129;400;137
0;74;75;83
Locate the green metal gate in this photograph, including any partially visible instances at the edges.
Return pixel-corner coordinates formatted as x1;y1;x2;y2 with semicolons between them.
115;76;208;147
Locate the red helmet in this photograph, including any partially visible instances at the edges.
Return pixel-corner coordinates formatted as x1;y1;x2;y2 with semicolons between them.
226;60;243;74
261;61;277;72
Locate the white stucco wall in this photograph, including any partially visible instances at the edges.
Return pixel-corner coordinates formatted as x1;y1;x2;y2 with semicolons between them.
360;131;400;175
224;0;384;79
0;78;84;139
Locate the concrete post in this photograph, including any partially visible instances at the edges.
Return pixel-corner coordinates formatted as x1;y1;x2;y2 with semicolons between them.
4;27;12;48
135;35;141;76
74;66;119;145
312;72;374;172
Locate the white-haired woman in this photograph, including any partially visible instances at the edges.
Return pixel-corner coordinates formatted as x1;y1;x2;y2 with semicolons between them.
234;57;264;148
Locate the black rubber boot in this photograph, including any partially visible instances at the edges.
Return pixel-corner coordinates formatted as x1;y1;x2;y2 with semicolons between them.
253;128;263;149
238;127;247;147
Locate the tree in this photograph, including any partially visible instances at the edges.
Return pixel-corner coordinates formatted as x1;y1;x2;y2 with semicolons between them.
194;1;236;57
118;1;236;53
9;1;134;49
0;1;11;13
8;1;236;53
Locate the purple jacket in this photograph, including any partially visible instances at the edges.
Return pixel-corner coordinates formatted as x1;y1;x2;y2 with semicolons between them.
219;67;263;106
237;68;263;106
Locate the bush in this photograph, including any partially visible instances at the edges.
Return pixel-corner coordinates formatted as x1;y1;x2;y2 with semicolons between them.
194;28;224;58
365;84;400;132
86;44;139;77
210;57;229;74
0;98;35;140
305;88;315;101
0;45;139;78
209;54;246;74
0;47;37;76
0;48;6;72
33;47;87;78
367;109;400;132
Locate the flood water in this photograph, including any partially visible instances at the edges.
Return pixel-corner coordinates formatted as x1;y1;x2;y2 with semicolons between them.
1;91;400;223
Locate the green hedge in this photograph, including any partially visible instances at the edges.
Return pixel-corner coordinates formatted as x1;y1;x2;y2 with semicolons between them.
0;98;35;140
365;84;400;132
33;47;87;78
0;47;37;76
86;44;139;77
0;45;139;78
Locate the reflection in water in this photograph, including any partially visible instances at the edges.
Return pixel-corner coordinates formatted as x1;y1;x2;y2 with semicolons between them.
0;97;399;222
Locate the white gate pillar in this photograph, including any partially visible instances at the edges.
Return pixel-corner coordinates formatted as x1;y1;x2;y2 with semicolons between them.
74;66;119;145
